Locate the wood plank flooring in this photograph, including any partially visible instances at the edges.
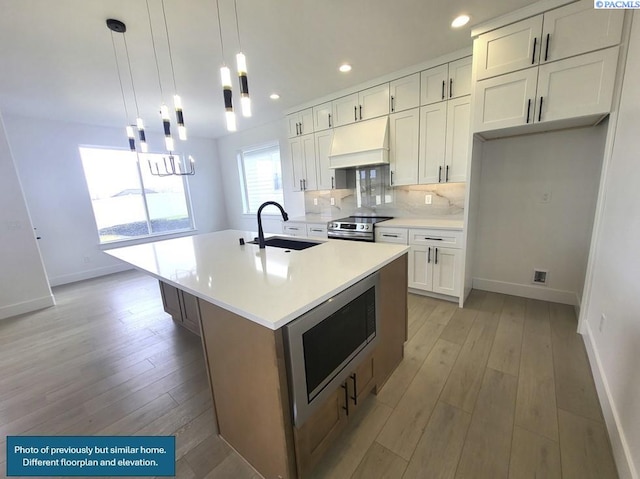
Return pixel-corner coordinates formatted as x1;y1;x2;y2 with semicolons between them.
0;271;619;478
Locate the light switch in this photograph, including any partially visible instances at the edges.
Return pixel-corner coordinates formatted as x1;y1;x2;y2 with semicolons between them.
330;197;335;206
425;194;432;205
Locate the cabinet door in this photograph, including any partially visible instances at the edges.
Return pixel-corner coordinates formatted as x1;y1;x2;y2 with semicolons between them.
359;83;390;120
473;68;538;133
301;134;317;190
444;96;471;183
536;47;618;124
159;281;182;319
389;108;419;186
180;291;201;335
332;93;359;127
289;137;306;192
475;15;543;80
432;247;460;297
408;245;433;291
448;57;472;99
299;108;314;135
420;64;448;105
348;354;375;416
314;130;334;190
418;103;447;185
287;113;301;138
390;73;420;113
541;0;623;64
313;102;333;131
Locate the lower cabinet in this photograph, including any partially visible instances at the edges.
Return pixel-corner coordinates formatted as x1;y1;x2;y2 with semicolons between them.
408;245;461;296
282;222;306;236
293;353;375;476
158;281;201;336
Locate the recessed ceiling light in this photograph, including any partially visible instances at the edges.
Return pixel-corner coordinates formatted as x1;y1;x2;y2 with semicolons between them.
270;93;280;100
451;14;470;28
339;64;352;73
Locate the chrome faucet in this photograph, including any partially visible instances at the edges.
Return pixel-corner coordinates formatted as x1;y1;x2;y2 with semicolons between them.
257;201;289;249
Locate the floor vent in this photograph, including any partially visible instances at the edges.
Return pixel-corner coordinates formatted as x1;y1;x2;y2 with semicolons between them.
533;269;548;285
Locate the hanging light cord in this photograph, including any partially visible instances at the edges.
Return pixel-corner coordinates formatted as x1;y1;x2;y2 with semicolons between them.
215;0;226;62
233;0;242;51
110;31;130;122
146;0;165;101
122;33;141;117
161;0;178;92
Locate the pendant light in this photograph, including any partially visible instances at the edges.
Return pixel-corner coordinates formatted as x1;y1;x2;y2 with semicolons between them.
233;0;251;117
216;0;237;132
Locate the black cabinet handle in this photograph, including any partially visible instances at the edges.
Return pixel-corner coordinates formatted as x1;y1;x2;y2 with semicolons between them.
300;122;303;134
435;247;439;265
382;233;399;238
532;37;537;64
424;237;443;241
438;165;442;183
350;374;357;405
449;78;453;98
299;179;302;190
354;106;358;121
359;105;363;120
391;95;395;112
295;123;299;135
545;33;550;62
328;113;332;128
289;227;300;231
303;179;307;190
342;383;349;416
331;176;335;189
390;170;394;186
427;247;431;264
442;80;445;100
526;99;532;123
446;165;449;182
538;96;544;122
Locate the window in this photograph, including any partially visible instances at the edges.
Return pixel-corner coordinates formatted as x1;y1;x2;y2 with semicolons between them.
238;144;284;214
79;147;194;244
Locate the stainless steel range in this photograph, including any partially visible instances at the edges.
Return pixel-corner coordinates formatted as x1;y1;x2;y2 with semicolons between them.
327;216;393;242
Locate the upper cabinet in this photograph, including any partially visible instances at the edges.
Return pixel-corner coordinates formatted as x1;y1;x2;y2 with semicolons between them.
290;134;317;191
313;102;333;131
389;73;420;113
332;84;390;127
475;0;623;81
288;108;314;138
420;57;472;105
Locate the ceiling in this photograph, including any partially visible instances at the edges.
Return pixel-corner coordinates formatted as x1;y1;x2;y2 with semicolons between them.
0;0;537;141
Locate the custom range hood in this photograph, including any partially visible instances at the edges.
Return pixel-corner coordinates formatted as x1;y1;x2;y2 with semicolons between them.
329;116;389;168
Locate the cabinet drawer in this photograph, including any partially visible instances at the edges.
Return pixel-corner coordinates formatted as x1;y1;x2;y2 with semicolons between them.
409;229;462;247
283;223;306;236
306;223;327;238
375;227;408;244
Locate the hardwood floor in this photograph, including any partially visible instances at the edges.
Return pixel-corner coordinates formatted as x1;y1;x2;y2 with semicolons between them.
0;271;618;478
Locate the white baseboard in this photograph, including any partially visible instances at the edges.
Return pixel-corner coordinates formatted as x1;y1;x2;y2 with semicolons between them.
408;288;458;304
0;294;55;320
472;277;577;305
583;322;638;479
48;263;133;287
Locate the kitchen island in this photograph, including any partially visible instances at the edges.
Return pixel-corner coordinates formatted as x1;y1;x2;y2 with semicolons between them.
106;229;409;478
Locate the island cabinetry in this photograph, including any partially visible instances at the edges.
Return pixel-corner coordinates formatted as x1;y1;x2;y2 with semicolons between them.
159;281;201;336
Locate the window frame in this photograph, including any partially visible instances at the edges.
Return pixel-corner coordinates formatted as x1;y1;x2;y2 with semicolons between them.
237;142;284;215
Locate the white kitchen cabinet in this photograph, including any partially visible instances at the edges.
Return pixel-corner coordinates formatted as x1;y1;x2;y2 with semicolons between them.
305;223;328;238
282;222;306;236
332;84;390;127
390;73;420;113
408;245;460;296
474;47;618;133
288;108;314;138
475;0;623;81
389;108;419;186
289;134;317;191
420;57;472;105
314;130;346;190
375;227;408;244
313;102;333;131
418;96;470;184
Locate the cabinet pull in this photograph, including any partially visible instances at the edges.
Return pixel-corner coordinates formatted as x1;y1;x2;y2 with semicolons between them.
342;383;349;416
526;99;532;123
390;170;394;186
331;176;335;189
382;234;398;238
532;37;537;64
446;165;449;182
310;228;322;232
299;179;303;190
424;237;443;241
427;247;431;264
300;122;303;134
545;33;550;62
289;227;300;231
538;96;544;122
350;374;358;405
354;106;358;121
295;123;299;135
359;105;363;120
303;179;307;190
435;247;439;265
391;95;395;112
438;165;442;183
442;80;445;100
449;78;453;98
328;113;332;128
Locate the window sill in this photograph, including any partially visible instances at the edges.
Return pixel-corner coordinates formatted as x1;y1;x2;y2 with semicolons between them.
99;228;198;250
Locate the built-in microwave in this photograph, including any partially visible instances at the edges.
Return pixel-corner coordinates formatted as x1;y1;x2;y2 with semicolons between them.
283;273;379;427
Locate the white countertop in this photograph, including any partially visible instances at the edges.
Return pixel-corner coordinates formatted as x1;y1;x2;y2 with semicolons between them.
105;229;408;330
378;218;464;230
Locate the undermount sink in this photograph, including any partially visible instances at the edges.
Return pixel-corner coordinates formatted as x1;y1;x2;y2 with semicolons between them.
250;236;322;251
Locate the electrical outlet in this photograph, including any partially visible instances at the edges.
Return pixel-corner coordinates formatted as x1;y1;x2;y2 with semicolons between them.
425;194;432;205
313;198;318;206
599;313;606;332
330;197;335;206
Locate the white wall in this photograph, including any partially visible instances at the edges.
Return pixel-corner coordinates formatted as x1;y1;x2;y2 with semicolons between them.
4;115;227;286
216;119;305;234
472;125;606;305
582;11;640;479
0;112;53;319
